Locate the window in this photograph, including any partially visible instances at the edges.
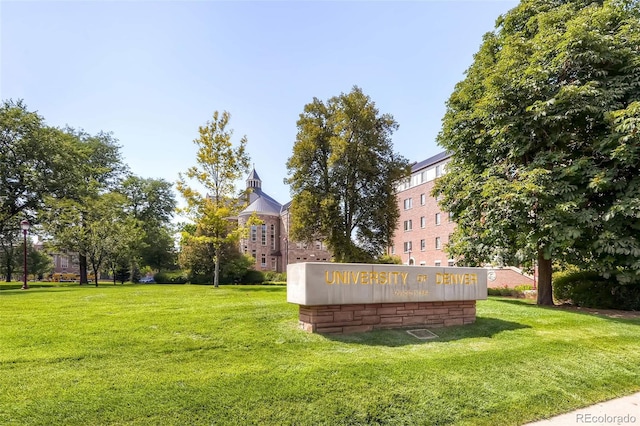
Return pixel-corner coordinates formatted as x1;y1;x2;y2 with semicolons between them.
419;261;426;266
271;258;277;269
435;237;442;250
270;225;276;250
448;260;455;267
435;213;441;226
420;194;426;205
435;260;441;267
420;216;426;228
403;241;412;253
251;225;257;242
391;246;395;255
449;212;454;222
403;198;413;210
261;224;267;246
435;164;443;177
251;249;256;260
261;254;266;267
404;220;412;231
61;256;69;269
420;239;426;251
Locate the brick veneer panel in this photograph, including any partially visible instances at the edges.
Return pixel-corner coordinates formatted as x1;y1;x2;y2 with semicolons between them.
299;301;477;334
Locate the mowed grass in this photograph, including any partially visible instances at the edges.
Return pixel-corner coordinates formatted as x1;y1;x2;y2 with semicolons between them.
1;285;639;425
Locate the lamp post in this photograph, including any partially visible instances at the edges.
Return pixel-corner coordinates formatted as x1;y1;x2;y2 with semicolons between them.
20;219;30;290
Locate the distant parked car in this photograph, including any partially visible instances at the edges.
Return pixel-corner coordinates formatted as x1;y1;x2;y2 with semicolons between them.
139;276;155;284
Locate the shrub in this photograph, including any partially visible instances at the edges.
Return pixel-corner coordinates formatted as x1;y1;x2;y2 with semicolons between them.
553;270;640;310
241;270;265;285
488;284;535;298
263;271;287;283
154;270;188;284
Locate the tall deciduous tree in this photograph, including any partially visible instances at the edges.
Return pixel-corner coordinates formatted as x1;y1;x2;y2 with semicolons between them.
0;100;78;248
433;0;640;305
176;111;251;287
286;86;410;262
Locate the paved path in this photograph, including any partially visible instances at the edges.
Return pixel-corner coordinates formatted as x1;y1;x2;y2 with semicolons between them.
524;391;640;425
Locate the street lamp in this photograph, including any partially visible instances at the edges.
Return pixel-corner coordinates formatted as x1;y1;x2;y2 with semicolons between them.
20;220;30;290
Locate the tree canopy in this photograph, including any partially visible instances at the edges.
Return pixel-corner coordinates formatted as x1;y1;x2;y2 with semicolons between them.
433;0;640;304
176;111;251;287
286;86;410;262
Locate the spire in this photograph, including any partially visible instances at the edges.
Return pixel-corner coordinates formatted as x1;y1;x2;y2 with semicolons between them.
246;167;262;190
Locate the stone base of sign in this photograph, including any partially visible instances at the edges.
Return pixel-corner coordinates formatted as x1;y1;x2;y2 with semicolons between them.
298;300;476;334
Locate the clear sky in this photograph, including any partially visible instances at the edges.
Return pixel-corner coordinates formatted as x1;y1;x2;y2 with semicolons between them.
1;0;518;208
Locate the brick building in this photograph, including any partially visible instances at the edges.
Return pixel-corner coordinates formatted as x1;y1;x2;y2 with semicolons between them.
389;152;534;288
238;168;331;273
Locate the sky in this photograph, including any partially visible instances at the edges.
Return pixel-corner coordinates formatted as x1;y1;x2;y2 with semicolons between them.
1;0;519;208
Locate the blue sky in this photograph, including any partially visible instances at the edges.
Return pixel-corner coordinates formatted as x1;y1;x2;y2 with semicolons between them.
1;0;518;207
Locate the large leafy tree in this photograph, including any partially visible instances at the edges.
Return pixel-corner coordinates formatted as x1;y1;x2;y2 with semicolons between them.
120;175;177;270
176;111;251;287
286;86;410;262
0;100;78;263
433;0;640;305
44;128;126;284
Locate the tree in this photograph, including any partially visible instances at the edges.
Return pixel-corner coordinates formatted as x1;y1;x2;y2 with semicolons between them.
120;175;177;270
433;0;640;305
44;128;126;284
0;100;78;248
286;86;410;262
176;111;251;287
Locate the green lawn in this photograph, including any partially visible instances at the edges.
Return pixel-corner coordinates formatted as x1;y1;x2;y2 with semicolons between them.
1;284;639;425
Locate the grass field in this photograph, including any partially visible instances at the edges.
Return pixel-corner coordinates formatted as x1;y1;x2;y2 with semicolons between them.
1;284;639;425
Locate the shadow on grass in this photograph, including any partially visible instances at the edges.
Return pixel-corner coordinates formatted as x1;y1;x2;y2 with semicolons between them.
322;317;530;347
493;297;640;326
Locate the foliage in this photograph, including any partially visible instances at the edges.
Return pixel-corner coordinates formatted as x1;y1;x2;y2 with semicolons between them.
376;254;403;264
120;175;177;270
263;271;287;283
154;270;188;284
488;284;534;298
285;86;410;263
113;261;131;285
240;269;265;285
1;287;640;425
433;0;640;305
176;111;251;287
553;270;640;310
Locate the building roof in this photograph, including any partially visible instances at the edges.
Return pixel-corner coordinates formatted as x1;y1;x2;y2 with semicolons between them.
411;151;451;172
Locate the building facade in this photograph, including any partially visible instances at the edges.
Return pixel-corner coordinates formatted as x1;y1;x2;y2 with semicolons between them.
389;152;534;288
238;169;332;273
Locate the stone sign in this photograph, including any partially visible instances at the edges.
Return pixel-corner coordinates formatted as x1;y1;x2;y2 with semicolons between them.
287;262;487;306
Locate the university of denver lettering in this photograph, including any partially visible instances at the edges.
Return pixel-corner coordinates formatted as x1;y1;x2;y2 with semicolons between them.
288;263;487;333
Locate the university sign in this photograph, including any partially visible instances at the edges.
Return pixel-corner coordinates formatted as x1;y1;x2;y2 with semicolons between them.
287;262;487;306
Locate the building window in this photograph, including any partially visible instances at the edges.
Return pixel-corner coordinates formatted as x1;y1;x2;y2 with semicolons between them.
403;241;412;253
435;213;441;226
448;260;455;267
420;216;426;228
419;261;426;266
261;254;266;267
435;164;443;177
271;258;276;269
420;194;426;205
403;198;413;210
404;220;412;231
420;239;426;251
61;256;69;269
251;226;257;242
270;225;276;250
261;224;267;246
391;246;395;255
251;249;256;260
435;237;442;250
435;260;441;267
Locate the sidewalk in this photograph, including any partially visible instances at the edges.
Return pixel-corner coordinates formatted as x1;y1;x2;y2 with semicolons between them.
524;391;640;425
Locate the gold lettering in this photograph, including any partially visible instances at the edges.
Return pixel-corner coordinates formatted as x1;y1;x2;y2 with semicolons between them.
379;272;388;285
401;272;408;285
360;272;369;285
325;271;335;284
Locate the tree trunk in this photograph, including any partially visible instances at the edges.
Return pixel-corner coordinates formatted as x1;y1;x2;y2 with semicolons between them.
213;247;220;288
536;249;554;306
79;254;88;285
93;265;99;287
